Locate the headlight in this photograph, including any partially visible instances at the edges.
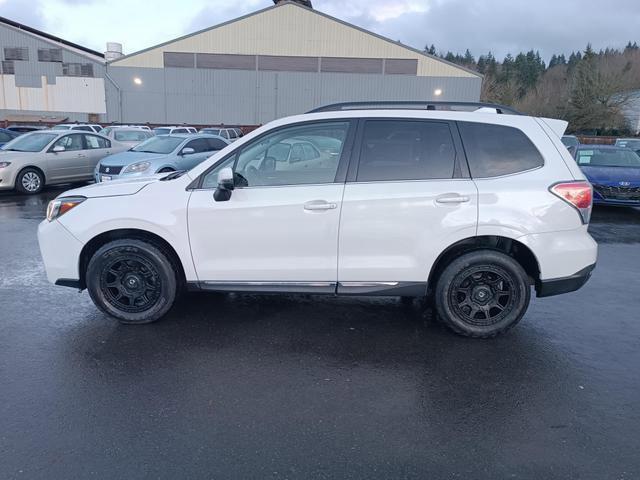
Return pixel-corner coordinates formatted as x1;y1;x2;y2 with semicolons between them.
0;161;11;168
123;161;151;174
46;196;86;222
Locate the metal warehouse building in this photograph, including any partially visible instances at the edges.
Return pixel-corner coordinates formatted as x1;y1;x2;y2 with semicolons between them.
1;0;482;127
0;16;107;124
106;0;482;126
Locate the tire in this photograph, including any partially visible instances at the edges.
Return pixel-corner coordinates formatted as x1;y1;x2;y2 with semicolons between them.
434;250;531;338
86;239;178;324
15;168;44;194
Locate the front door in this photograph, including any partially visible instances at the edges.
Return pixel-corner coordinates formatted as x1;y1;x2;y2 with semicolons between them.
337;119;478;295
46;133;87;181
187;120;354;292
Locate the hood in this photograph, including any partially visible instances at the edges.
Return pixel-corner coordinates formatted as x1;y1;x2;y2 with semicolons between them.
58;176;163;199
580;165;640;186
99;150;168;166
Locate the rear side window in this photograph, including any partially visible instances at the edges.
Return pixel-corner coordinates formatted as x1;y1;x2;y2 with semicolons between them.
458;122;544;178
356;120;456;182
206;138;228;150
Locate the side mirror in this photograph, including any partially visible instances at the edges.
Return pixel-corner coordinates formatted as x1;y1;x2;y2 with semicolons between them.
181;147;195;156
52;145;65;152
213;167;234;202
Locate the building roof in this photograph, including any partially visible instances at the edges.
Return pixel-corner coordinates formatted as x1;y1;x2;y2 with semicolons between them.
108;1;481;78
0;15;104;61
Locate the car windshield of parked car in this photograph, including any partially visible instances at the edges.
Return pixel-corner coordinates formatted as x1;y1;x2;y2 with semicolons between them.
131;136;183;154
202;128;220;135
1;132;57;152
115;130;150;142
51;125;71;130
577;148;640;167
153;128;171;136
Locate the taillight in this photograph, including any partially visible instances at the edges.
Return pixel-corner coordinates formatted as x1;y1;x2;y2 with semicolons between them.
550;181;593;224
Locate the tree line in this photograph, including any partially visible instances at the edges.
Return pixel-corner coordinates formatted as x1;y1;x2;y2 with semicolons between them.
425;42;640;134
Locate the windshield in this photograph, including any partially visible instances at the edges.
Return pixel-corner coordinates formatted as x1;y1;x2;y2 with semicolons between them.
99;127;112;136
576;148;640;167
51;125;71;130
562;136;579;147
1;132;58;152
201;128;220;135
131;136;183;154
154;128;171;136
115;130;150;142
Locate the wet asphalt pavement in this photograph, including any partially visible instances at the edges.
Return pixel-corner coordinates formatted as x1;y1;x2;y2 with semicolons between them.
1;185;639;480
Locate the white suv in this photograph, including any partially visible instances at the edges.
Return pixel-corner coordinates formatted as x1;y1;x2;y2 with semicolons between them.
38;102;597;338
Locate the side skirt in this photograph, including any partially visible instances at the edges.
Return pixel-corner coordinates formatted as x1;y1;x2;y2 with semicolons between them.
189;281;428;297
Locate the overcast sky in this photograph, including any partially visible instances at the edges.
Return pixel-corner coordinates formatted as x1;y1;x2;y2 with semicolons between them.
1;0;639;62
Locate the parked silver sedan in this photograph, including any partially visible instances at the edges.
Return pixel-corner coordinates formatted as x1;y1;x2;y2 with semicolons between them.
99;127;154;148
0;130;127;194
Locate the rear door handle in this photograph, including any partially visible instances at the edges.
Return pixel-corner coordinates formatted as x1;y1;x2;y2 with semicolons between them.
304;201;337;211
435;195;470;204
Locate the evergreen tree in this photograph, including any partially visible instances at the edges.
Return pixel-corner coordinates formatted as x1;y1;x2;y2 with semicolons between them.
463;49;475;65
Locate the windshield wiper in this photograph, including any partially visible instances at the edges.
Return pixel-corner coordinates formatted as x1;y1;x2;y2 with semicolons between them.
160;170;187;181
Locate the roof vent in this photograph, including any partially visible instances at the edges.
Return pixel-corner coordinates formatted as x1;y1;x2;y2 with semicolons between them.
273;0;313;8
105;42;123;61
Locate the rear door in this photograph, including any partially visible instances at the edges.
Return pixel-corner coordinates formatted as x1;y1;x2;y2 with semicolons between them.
82;134;113;175
46;133;88;181
337;119;478;295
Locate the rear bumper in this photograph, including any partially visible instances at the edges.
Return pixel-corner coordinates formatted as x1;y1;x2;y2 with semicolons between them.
593;197;640;207
536;263;595;297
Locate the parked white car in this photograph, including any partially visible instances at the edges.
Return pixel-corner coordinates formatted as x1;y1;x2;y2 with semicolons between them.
38;102;597;338
0;130;127;194
98;127;154;148
52;124;103;133
153;126;197;136
200;127;242;142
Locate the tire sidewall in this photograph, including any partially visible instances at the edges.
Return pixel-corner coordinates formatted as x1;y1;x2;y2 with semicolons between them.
86;239;177;324
16;168;44;194
435;250;531;338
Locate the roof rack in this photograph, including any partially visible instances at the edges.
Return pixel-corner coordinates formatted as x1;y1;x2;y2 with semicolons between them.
307;101;522;115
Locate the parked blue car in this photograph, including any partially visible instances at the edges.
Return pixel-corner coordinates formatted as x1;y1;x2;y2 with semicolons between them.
95;134;229;182
0;128;20;147
574;145;640;206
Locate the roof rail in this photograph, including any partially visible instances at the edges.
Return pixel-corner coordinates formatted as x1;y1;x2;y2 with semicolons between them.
307;101;522;115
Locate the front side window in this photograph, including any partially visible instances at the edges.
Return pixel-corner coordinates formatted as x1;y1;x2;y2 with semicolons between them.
356;120;456;182
84;134;109;149
184;138;211;153
202;121;350;188
1;132;57;152
458;122;544;178
52;134;84;152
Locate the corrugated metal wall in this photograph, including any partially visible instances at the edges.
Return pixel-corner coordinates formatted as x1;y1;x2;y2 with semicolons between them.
106;66;481;125
0;21;107;121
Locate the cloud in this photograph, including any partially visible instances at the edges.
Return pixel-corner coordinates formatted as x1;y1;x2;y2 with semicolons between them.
0;0;639;62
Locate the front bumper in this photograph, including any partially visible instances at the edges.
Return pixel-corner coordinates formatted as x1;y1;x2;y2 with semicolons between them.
37;219;84;286
536;263;595;297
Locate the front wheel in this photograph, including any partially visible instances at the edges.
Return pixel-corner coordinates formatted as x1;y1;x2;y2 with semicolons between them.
86;239;178;324
15;168;44;194
434;250;531;338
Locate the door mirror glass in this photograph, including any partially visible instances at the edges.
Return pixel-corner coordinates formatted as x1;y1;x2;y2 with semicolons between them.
181;147;195;156
52;145;65;152
214;167;234;202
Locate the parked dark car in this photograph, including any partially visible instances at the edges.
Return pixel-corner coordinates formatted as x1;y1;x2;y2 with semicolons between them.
574;145;640;206
0;128;20;147
615;138;640;155
5;125;47;134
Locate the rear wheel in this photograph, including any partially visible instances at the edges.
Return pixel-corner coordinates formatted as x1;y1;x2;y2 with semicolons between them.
15;168;44;194
434;250;531;338
86;239;177;324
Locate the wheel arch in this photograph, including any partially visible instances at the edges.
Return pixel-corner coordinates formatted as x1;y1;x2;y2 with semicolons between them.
427;235;541;295
78;228;187;290
16;165;47;185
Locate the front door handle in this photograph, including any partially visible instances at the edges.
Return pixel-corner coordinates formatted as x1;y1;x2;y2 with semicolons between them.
435;195;470;204
304;201;337;211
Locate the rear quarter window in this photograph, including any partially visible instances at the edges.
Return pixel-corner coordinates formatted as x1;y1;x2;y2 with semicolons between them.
458;122;544;178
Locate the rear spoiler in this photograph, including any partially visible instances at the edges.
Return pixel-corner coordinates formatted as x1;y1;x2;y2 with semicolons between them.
539;117;568;138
